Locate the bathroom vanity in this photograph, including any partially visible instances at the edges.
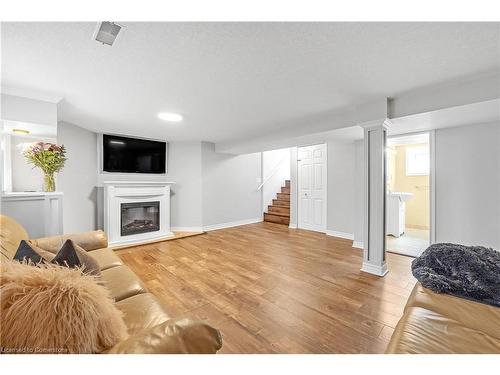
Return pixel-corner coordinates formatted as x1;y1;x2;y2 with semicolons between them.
386;192;414;237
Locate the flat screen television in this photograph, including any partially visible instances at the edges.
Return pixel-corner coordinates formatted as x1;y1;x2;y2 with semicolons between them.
102;134;166;174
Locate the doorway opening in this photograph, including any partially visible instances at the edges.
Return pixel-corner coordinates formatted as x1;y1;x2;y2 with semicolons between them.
385;133;431;257
260;148;291;225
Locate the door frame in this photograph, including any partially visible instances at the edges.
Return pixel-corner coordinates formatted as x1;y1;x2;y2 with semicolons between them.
386;130;436;244
292;143;328;233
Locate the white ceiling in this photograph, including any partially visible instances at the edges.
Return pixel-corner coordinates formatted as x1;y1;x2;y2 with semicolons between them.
2;22;499;144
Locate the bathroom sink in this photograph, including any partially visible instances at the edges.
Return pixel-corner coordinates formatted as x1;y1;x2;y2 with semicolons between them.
389;192;414;202
386;192;414;237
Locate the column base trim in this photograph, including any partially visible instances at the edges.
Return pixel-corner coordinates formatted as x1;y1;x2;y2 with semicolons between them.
352;241;364;249
361;261;388;277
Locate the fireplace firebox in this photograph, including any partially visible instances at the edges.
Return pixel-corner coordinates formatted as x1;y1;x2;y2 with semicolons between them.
121;201;160;236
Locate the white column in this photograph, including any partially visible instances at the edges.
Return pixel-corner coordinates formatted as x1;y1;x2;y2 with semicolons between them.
361;119;390;276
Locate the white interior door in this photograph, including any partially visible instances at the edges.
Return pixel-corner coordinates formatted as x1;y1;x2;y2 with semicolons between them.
298;144;327;232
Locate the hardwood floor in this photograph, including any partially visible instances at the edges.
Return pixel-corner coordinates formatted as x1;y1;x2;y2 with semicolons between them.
116;222;416;353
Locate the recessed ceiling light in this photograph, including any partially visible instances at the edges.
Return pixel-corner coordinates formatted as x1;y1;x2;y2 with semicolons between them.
158;112;183;122
12;128;30;135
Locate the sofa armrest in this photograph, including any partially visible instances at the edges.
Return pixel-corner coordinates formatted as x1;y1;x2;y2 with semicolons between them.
30;230;108;254
105;317;223;354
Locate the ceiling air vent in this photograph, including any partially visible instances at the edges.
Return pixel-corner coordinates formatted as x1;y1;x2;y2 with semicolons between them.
94;22;122;46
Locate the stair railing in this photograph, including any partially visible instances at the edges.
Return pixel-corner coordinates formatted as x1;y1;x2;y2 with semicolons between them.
257;155;289;191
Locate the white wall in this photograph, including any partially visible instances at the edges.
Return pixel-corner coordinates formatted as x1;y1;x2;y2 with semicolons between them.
202;142;262;228
326;141;356;238
435;122;500;249
96;140;204;231
1;94;57;127
262;148;290;212
353;140;364;246
167;142;203;230
58;122;98;233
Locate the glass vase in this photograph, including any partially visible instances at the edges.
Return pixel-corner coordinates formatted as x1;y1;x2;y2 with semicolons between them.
43;173;56;192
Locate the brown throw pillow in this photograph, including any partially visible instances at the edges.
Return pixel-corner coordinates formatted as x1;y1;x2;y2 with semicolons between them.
51;239;101;276
13;240;55;263
0;260;128;353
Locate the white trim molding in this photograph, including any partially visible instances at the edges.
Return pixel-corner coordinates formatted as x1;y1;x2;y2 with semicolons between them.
360;262;388;277
326;230;354;240
352;241;364;249
203;217;263;232
429;129;436;245
361;118;390;277
171;227;204;233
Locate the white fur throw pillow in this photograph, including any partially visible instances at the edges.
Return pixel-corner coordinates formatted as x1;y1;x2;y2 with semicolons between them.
0;260;128;353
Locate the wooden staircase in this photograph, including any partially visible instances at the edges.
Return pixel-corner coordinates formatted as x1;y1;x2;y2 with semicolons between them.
263;180;290;225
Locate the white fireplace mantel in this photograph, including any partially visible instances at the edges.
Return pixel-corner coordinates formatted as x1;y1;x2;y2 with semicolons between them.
103;181;175;248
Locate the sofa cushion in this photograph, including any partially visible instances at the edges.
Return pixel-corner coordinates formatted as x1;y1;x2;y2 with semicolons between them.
105;317;223;354
115;293;170;335
100;265;148;302
87;248;123;271
387;306;500;354
386;283;500;353
406;283;500;340
0;215;29;261
30;230;108;253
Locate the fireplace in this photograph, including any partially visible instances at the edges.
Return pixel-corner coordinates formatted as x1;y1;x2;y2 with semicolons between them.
103;181;174;247
121;201;160;236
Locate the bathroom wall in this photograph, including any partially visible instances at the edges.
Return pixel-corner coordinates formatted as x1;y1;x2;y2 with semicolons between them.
393;143;430;229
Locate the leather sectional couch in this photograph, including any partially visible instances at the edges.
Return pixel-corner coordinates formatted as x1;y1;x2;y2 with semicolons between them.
387;283;500;353
0;215;222;354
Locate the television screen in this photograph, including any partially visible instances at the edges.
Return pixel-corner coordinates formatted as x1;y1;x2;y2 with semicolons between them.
102;134;166;174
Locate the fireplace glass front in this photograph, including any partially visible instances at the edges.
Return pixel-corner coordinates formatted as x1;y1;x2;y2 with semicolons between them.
121;201;160;236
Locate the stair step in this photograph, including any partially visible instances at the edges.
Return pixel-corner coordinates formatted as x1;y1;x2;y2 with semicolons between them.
285;180;290;188
266;208;289;217
276;192;290;201
268;205;290;215
264;213;290;225
281;186;290;194
273;199;290;207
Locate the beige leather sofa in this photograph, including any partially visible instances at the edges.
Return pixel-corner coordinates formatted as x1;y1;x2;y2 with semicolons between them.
0;215;222;354
387;283;500;353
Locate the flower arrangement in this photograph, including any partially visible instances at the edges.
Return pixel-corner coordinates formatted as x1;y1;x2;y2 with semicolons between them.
23;142;67;192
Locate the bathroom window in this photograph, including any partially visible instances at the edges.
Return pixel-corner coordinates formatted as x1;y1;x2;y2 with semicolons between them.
406;146;429;176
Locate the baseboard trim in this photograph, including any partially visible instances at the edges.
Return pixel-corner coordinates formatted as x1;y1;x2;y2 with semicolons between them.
361;261;388;277
352;241;364;249
326;230;354;240
171;227;204;232
203;217;263;232
288;223;298;229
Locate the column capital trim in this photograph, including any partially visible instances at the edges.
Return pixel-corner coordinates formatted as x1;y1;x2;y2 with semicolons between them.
359;118;392;131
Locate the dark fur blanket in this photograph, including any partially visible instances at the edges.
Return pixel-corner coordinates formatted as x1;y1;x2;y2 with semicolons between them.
412;243;500;307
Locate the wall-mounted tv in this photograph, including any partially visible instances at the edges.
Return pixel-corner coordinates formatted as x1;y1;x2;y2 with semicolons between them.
102;134;166;174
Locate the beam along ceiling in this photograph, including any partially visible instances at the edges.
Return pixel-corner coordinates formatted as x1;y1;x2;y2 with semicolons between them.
2;22;499;144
